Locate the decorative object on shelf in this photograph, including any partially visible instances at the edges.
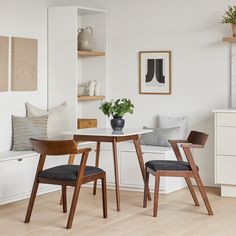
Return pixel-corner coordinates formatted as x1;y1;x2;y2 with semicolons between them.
139;51;171;94
77;26;93;51
77;86;85;96
88;80;96;96
95;81;101;96
221;6;236;37
0;36;9;92
77;118;97;129
99;98;134;131
11;37;38;91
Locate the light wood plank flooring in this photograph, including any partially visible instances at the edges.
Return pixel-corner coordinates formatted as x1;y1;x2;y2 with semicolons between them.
1;187;236;236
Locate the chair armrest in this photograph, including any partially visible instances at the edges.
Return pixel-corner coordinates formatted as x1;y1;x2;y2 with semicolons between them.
181;143;203;148
169;139;188;144
73;148;92;155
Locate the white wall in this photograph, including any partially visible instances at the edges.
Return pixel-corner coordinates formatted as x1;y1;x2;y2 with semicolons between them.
0;0;234;186
0;0;107;151
107;0;235;186
0;0;48;151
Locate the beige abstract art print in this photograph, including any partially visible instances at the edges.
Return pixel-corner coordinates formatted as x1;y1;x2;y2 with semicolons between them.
11;37;37;91
0;36;9;92
139;51;171;95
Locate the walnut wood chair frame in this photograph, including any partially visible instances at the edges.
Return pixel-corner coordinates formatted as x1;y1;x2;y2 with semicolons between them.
24;138;107;229
143;130;213;217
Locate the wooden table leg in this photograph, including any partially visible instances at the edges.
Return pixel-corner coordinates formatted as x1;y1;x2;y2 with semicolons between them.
133;136;152;201
93;141;101;195
112;138;120;211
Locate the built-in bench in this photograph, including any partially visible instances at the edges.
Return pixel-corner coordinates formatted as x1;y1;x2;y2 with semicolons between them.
0;142;97;205
0;142;186;205
0;150;68;205
86;142;186;194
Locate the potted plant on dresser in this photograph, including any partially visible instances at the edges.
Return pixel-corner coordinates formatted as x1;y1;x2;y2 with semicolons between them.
221;5;236;37
99;98;134;132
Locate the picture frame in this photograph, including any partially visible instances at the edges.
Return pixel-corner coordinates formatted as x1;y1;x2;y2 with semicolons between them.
139;51;171;94
0;36;9;92
11;37;38;91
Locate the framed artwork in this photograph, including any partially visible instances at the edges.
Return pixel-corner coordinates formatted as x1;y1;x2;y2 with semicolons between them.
139;51;171;94
0;36;9;92
11;37;38;91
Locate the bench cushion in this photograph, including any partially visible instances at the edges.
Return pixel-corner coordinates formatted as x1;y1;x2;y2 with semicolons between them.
145;160;197;171
38;165;104;181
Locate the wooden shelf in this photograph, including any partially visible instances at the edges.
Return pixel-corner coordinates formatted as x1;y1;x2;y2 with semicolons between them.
78;95;105;101
223;37;236;43
78;50;105;57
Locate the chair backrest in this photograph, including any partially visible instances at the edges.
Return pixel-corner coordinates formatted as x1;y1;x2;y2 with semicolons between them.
30;138;78;156
187;131;208;147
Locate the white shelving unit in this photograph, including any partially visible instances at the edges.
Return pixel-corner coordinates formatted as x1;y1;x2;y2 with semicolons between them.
48;6;108;130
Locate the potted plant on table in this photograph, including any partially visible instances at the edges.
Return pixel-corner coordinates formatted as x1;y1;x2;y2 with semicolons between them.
99;98;134;132
221;5;236;37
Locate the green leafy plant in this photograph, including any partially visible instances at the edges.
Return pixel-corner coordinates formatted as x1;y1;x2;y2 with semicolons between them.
99;98;134;118
221;6;236;24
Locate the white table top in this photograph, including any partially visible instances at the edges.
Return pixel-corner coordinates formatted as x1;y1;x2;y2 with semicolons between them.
63;128;153;137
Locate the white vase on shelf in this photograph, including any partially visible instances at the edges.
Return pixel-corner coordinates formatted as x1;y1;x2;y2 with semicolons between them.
88;80;96;96
94;81;101;96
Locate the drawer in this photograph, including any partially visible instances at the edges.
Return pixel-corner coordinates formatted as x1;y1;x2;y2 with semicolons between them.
0;156;37;199
216;113;236;127
216;127;236;155
216;155;236;185
77;119;97;129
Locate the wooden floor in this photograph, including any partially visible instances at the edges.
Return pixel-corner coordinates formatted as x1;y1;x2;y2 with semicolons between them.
1;187;236;236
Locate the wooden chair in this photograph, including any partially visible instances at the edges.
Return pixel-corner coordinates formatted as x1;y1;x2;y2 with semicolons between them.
24;138;108;229
143;130;213;217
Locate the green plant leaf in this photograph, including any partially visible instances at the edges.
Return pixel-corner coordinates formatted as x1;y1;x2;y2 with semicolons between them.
221;5;236;24
99;98;134;118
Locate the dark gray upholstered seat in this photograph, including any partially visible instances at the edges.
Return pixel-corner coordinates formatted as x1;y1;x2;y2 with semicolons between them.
38;165;105;181
145;160;198;171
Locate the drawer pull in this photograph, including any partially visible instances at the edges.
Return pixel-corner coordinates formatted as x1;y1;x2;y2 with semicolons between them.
17;158;23;161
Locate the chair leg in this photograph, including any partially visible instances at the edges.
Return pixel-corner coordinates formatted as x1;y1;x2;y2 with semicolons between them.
194;174;213;215
153;173;160;217
24;180;39;223
66;183;82;229
93;142;101;195
143;168;149;208
101;175;108;218
185;177;200;206
62;185;67;213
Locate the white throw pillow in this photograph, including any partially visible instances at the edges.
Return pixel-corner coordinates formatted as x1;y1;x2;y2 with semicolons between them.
25;102;70;135
141;126;180;147
158;115;188;139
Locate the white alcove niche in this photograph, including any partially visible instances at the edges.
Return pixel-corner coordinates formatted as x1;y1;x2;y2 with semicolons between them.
48;6;108;130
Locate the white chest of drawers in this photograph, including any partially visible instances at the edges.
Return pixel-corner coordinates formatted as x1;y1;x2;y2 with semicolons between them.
214;110;236;197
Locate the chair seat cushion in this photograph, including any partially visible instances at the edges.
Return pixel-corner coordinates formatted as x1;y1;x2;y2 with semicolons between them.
38;165;104;181
145;160;198;171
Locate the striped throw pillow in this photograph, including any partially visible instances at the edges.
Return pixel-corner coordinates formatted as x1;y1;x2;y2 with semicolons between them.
11;116;48;151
